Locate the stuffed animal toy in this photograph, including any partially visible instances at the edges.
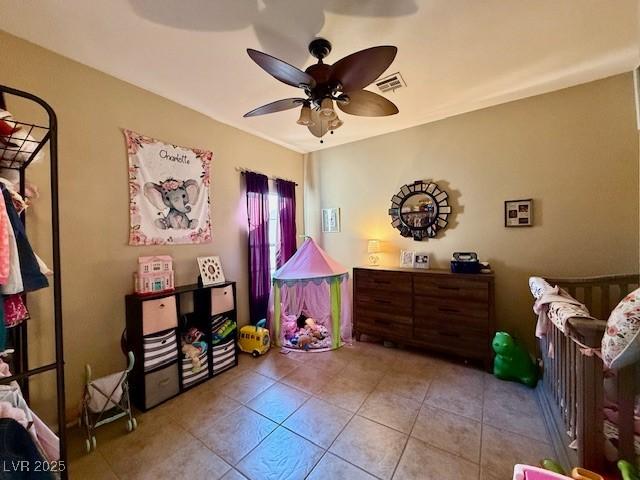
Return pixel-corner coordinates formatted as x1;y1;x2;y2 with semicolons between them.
297;334;313;350
184;327;202;345
182;343;203;373
492;331;538;388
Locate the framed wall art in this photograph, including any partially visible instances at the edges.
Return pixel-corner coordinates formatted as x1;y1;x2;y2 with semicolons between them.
388;180;452;241
504;199;533;227
321;208;341;233
197;256;225;286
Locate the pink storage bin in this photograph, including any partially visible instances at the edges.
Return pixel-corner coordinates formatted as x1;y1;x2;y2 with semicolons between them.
513;465;572;480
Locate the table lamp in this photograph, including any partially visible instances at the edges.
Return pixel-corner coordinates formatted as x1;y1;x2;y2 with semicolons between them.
367;239;381;266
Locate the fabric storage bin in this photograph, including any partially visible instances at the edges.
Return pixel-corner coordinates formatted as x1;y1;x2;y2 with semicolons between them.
212;336;236;374
142;296;178;335
144;362;179;409
181;350;209;388
211;314;228;332
211;285;234;315
143;329;178;372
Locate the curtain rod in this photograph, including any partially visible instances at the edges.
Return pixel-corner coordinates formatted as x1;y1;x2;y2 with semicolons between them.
235;166;299;186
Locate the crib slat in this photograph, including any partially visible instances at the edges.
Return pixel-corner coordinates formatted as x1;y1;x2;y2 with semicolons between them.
583;286;593;314
616;365;636;462
600;287;610;321
569;339;576;440
578;351;604;470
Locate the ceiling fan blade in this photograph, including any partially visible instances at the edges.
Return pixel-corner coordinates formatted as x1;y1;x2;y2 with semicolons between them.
329;46;397;92
247;49;316;88
243;98;305;117
337;90;399;117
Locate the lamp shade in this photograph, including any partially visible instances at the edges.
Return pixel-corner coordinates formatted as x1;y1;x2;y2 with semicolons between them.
367;239;380;254
296;104;314;126
319;97;336;120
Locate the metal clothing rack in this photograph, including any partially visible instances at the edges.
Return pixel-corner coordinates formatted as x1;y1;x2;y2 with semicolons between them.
0;85;66;477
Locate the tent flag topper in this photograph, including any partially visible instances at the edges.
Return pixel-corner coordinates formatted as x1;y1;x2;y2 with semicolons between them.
124;129;212;245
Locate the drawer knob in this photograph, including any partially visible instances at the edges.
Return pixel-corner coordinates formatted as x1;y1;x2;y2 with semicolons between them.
159;378;170;386
159;303;165;308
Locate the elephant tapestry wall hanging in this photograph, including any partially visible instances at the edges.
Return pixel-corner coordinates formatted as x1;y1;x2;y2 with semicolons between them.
124;129;212;245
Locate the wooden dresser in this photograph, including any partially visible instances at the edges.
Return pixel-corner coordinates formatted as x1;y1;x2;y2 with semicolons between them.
353;267;495;369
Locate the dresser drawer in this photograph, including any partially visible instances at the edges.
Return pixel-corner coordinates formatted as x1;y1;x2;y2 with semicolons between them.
356;313;412;338
414;327;489;357
144;362;179;409
355;269;412;294
356;291;412;316
413;276;488;303
414;298;488;322
142;296;178;335
356;307;413;326
414;315;488;336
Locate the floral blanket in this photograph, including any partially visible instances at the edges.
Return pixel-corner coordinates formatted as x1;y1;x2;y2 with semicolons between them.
124;129;212;245
529;277;593;337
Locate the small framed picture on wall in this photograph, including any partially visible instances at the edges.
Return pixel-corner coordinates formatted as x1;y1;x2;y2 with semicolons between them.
321;208;341;233
504;199;533;227
400;250;415;268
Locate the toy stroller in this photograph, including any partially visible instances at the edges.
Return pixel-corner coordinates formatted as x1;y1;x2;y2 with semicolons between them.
80;351;137;453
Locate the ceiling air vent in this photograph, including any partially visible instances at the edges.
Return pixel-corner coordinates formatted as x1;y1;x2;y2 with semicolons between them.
375;72;406;93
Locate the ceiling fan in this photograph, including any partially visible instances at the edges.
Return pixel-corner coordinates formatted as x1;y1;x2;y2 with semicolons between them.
243;38;399;142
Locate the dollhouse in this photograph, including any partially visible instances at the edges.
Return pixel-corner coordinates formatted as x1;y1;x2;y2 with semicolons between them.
134;255;174;295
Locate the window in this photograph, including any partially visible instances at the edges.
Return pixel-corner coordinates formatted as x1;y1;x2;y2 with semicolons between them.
267;191;279;277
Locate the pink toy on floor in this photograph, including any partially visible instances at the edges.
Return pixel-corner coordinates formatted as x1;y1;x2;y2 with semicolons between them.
513;465;572;480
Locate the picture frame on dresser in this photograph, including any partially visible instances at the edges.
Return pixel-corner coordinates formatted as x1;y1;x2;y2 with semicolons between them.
400;250;415;268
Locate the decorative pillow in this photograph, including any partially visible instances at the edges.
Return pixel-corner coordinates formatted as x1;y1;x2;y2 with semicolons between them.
602;287;640;369
529;277;552;299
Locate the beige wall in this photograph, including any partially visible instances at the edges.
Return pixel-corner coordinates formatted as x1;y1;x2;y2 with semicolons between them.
306;74;639;352
1;31;304;417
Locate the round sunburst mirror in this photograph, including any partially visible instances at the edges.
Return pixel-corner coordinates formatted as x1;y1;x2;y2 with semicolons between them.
388;180;452;240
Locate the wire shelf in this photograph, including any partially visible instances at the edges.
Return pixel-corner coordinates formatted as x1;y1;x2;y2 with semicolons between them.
0;117;50;170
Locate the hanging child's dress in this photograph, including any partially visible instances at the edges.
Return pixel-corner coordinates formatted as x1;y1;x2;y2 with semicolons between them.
0;181;49;353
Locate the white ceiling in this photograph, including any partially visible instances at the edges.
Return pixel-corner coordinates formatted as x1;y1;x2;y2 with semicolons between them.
1;0;638;153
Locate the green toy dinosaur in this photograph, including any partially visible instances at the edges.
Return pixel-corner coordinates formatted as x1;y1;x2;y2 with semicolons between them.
492;331;538;388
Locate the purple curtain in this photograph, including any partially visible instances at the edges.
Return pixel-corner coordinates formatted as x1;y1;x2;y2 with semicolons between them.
276;179;296;268
245;172;270;324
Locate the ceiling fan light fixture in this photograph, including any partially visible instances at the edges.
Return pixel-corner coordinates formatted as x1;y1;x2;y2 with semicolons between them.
296;103;314;126
319;97;336;119
328;116;343;129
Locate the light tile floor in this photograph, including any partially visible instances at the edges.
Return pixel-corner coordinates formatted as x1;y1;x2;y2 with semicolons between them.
68;341;554;480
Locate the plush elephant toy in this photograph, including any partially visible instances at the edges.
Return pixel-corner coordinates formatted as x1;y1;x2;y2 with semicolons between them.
144;178;199;229
492;331;538;388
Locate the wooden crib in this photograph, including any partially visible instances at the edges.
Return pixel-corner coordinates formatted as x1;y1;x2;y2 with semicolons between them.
537;274;639;471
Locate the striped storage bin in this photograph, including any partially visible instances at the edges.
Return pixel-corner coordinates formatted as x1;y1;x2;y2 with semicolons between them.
143;329;178;372
211;314;228;332
181;350;209;388
212;336;236;375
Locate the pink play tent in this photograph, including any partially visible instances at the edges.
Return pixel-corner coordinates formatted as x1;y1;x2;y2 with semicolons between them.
268;238;352;351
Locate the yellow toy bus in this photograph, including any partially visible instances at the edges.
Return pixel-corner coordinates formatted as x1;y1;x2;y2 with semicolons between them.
238;319;270;357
